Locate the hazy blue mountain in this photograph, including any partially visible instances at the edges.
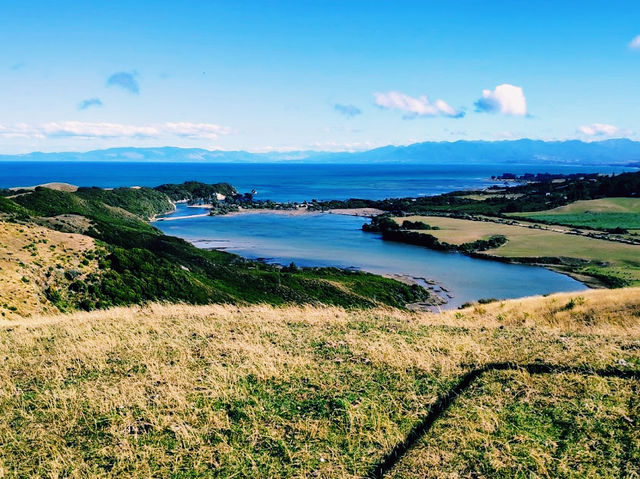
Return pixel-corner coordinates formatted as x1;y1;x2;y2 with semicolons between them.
311;139;640;165
2;139;640;165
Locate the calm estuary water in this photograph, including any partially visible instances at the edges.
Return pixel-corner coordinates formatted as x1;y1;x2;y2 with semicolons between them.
155;204;587;309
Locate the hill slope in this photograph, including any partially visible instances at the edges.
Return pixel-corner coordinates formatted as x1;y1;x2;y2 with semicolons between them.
0;185;433;315
1;288;639;477
0;221;100;318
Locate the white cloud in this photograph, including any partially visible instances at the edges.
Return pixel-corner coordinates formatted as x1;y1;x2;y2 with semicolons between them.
0;121;232;140
475;84;527;116
373;91;464;118
161;122;233;139
629;35;640;50
578;123;620;137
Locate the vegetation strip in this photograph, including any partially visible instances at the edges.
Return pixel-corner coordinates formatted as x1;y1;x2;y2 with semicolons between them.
367;361;640;479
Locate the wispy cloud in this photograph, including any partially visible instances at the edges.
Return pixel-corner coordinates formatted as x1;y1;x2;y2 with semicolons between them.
475;84;527;116
0;121;232;140
106;71;140;94
629;35;640;50
578;123;620;137
333;103;362;117
374;91;464;118
77;98;103;110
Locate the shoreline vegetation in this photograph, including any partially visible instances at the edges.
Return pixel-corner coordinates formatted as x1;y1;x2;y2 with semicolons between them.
1;169;639;318
360;215;640;289
156;171;640;290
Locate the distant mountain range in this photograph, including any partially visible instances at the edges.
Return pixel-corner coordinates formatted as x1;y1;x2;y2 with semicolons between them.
2;139;640;166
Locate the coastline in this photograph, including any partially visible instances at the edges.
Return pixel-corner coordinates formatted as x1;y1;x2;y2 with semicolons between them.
223;207;385;218
154;205;386;221
379;230;600;290
149;200;178;222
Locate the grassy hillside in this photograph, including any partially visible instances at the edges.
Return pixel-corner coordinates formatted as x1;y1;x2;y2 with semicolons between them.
1;186;433;315
512;198;640;231
0;288;638;478
0;221;100;319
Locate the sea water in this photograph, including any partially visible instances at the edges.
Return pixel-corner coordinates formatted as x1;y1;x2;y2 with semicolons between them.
0;161;632;202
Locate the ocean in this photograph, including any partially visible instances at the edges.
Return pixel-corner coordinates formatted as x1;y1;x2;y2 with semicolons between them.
0;161;633;202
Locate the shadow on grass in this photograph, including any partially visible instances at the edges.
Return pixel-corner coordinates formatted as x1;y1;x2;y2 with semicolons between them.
367;361;640;479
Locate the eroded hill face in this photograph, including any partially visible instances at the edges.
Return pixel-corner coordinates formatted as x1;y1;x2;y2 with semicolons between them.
0;221;100;318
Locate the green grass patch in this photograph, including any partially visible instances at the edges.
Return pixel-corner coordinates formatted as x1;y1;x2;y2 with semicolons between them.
390;370;640;478
520;212;640;230
514;198;640;230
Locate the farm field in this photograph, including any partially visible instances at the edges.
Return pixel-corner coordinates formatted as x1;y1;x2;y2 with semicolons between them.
511;198;640;230
397;215;640;286
0;288;639;478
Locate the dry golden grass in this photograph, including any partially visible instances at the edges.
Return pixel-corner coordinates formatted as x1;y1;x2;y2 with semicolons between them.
0;221;99;318
9;182;78;193
0;288;639;477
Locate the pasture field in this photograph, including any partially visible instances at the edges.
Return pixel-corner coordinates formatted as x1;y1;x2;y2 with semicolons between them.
511;198;640;230
0;288;639;478
398;215;640;286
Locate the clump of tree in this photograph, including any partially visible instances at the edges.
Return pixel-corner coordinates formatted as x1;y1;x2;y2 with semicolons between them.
155;181;237;203
362;215;400;232
402;220;439;230
363;214;507;253
209;203;240;215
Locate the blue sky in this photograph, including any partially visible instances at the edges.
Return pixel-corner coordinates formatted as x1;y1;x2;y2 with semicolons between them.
1;0;639;153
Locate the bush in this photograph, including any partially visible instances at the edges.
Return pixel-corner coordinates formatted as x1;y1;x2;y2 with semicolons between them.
402;220;439;230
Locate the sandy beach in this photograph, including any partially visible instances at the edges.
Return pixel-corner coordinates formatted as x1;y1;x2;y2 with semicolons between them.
220;206;385;218
327;208;385;217
153;205;385;222
155;212;210;221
